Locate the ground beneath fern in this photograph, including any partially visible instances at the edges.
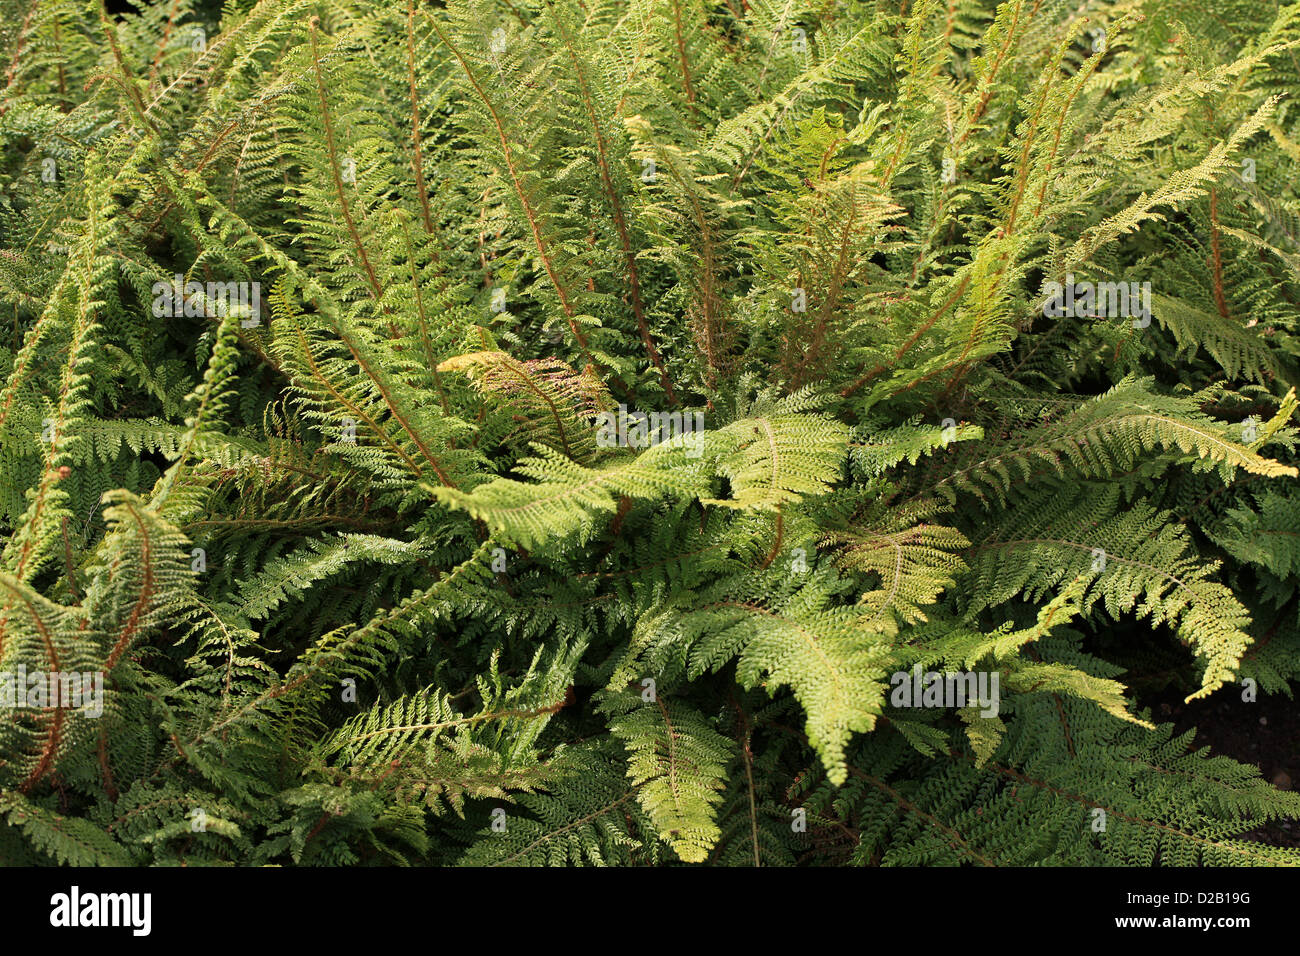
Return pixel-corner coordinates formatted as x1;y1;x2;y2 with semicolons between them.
1145;687;1300;848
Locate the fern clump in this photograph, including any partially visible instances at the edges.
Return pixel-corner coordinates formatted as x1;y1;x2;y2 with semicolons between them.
1;0;1299;866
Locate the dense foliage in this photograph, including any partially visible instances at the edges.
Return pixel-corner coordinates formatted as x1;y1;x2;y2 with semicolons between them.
2;0;1299;866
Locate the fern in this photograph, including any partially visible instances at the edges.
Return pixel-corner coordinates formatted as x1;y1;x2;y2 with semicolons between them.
0;0;1298;869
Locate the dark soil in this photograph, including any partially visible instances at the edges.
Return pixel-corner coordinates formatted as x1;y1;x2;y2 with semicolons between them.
1144;684;1300;848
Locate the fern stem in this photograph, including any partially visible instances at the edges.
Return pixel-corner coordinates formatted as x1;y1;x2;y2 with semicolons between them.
307;18;385;303
406;1;437;236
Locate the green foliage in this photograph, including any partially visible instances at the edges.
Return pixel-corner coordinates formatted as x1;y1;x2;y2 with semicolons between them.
1;0;1299;867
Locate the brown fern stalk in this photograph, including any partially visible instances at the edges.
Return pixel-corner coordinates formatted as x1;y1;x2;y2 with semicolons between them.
669;0;699;120
423;13;600;370
407;0;437;236
551;9;678;404
789;186;859;388
307;18;385;303
103;501;156;670
955;0;1030;147
1209;188;1232;319
0;0;39;117
0;576;64;793
841;274;971;398
147;0;186;89
401;217;452;416
292;319;458;488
